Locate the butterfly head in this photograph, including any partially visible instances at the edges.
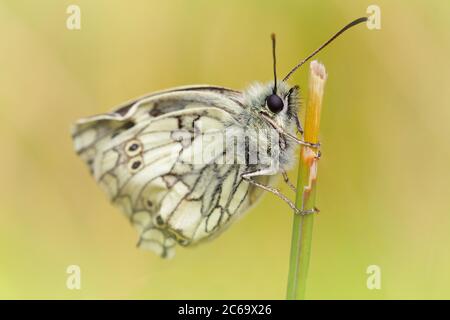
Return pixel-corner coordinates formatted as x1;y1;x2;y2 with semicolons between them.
244;81;300;134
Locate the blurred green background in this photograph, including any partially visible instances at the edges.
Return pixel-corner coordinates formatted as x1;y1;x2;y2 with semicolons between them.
1;0;449;299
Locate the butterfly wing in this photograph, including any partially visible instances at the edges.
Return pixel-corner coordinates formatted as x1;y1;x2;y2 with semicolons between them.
72;86;266;258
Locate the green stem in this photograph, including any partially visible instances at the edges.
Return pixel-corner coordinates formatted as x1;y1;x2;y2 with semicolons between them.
286;61;327;300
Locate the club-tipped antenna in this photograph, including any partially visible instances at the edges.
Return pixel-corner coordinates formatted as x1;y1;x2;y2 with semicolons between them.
282;17;368;82
271;33;277;94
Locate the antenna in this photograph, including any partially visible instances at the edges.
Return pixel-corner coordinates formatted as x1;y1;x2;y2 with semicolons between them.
271;33;277;94
283;17;368;82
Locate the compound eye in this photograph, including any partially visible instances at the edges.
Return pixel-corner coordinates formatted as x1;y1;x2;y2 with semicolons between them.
266;94;284;113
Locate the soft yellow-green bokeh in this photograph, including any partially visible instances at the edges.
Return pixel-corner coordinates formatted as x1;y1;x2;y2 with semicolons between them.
1;0;449;299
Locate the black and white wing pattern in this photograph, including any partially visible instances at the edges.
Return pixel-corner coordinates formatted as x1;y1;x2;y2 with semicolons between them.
72;86;267;258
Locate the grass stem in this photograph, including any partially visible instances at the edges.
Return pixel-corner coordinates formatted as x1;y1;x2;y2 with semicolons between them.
286;60;327;300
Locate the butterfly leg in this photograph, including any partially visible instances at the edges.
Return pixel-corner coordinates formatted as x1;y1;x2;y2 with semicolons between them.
294;113;304;135
282;171;297;192
260;112;319;148
242;171;317;215
280;149;322;193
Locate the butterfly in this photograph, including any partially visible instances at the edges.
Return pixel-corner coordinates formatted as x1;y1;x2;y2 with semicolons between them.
72;18;367;258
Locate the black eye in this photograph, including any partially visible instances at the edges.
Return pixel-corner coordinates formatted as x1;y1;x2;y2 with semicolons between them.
266;94;284;113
